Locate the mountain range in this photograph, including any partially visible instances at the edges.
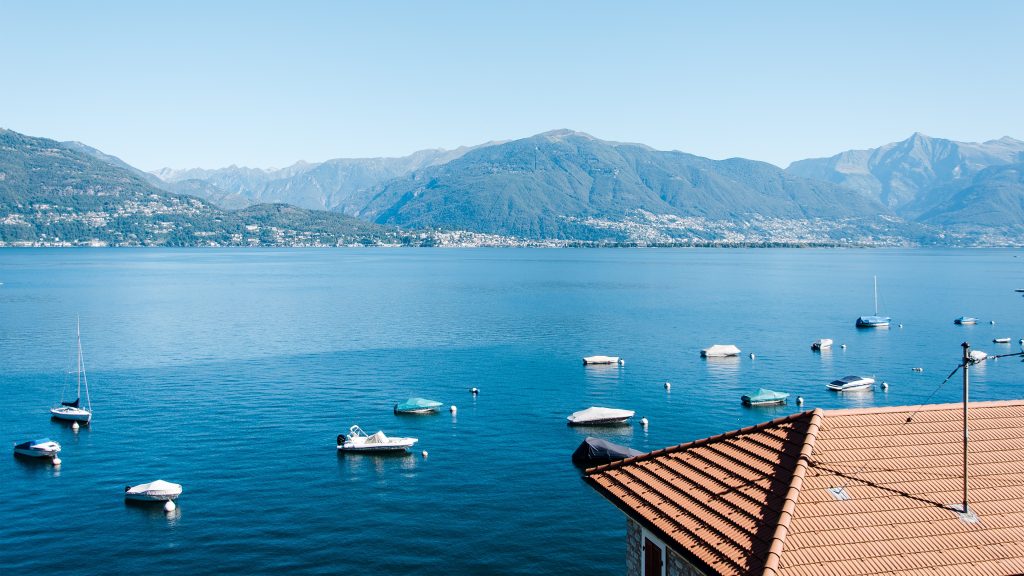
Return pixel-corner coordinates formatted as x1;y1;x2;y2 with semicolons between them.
2;127;1023;246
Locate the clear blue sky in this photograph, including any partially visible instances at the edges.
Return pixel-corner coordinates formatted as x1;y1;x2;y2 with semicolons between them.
2;1;1021;170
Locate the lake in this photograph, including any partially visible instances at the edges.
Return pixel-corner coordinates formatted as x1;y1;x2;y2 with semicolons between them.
2;248;1022;575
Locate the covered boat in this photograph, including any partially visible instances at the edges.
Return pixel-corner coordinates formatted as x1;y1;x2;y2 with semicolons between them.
954;316;978;325
968;350;988;363
811;338;833;351
571;437;643;468
741;388;790;406
124;479;183;501
583;355;623;365
337;425;417;452
827;375;875;392
567;406;635;426
13;438;61;459
701;344;741;358
393;397;443;414
993;337;1011;344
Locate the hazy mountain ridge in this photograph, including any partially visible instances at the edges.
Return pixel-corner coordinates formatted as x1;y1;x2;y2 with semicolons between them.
786;133;1024;218
358;130;896;240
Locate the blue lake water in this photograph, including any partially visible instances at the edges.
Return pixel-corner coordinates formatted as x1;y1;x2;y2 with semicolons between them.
1;248;1023;575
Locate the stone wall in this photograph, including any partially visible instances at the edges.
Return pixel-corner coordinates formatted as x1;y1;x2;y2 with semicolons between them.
667;548;707;576
626;518;642;576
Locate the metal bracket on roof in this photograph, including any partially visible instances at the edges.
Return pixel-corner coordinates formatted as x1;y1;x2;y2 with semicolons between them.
827;487;850;501
948;503;979;523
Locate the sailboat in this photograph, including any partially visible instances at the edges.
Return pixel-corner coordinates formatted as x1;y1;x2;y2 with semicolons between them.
856;276;891;328
50;317;93;423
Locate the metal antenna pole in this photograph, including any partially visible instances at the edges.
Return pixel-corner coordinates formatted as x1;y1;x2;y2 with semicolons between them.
961;341;970;516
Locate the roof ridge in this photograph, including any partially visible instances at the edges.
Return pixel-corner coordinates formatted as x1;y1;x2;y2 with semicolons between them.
584;409;817;475
822;398;1024;417
761;407;823;576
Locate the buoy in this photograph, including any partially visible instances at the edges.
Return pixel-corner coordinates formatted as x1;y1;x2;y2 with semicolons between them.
991;320;996;325
899;324;904;328
664;382;671;390
796;396;804;406
881;382;889;390
52;457;61;466
164;500;176;513
640;417;649;427
470;387;479;395
749;353;756;359
841;344;847;349
618;359;625;365
72;421;80;431
912;367;923;372
449;405;457;415
421;450;428;458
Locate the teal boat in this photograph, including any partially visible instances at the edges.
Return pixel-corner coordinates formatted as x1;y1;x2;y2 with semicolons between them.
393;397;443;414
741;388;789;407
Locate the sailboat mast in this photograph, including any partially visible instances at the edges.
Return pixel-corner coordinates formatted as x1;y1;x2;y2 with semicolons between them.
76;316;82;401
873;276;878;315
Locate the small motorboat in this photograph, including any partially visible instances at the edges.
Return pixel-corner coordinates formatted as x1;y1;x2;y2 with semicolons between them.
701;344;741;358
393;397;443;414
742;388;790;406
954;316;978;325
583;355;623;365
827;375;875;392
968;350;988;363
993;337;1011;344
811;338;833;351
337;425;417;452
567;406;635;426
124;480;183;501
13;438;61;459
1015;289;1024;293
571;437;643;468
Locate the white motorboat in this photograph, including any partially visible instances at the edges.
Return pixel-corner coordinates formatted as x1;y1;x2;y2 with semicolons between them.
811;338;833;351
50;317;93;423
124;480;183;501
13;438;61;459
826;375;875;392
567;406;635;426
993;337;1011;344
583;355;623;365
701;344;741;358
337;425;418;452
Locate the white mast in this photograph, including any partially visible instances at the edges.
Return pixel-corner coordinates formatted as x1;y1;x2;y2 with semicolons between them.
873;275;878;315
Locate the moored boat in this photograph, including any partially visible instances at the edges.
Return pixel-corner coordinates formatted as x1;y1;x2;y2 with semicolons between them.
567;406;635;426
13;438;61;459
741;388;789;406
701;344;741;358
571;437;643;468
954;316;977;325
583;355;623;365
827;375;875;392
337;425;418;452
811;338;833;351
50;317;93;424
856;276;891;328
394;398;443;414
968;350;988;363
124;480;183;501
993;337;1011;344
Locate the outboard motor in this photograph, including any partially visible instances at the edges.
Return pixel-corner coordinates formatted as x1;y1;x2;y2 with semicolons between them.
337;434;345;446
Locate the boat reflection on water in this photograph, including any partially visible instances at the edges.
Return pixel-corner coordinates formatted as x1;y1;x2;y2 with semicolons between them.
124;499;181;525
337;449;418;475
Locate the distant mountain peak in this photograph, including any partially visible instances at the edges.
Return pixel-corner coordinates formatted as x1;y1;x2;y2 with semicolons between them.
537;128;596;140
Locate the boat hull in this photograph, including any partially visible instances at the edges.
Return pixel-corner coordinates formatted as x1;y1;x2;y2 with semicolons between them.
827;383;873;392
124;491;180;502
337;442;416;452
14;447;59;458
583;356;622;365
50;407;92;422
567;417;632;426
393;408;439;414
743;399;787;406
856;317;890;328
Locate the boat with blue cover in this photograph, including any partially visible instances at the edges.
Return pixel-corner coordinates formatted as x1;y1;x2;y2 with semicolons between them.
13;438;61;459
393;397;443;414
856;276;891;328
741;388;789;406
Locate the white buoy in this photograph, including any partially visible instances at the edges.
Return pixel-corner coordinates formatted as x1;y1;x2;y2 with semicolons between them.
749;353;756;359
796;396;804;406
640;417;649;427
450;405;457;415
72;421;80;431
52;457;61;466
421;450;428;458
618;359;625;366
899;324;903;328
164;500;176;513
664;382;671;391
841;344;847;349
991;320;996;325
470;387;479;395
881;382;889;390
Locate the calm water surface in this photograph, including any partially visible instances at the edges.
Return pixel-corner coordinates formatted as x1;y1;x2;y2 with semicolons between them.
2;248;1023;575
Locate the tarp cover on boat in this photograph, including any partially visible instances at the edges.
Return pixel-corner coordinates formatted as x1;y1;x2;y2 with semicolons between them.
742;388;789;405
365;431;389;444
394;398;443;412
572;437;644;468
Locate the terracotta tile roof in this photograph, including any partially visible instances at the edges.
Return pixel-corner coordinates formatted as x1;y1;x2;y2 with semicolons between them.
584;400;1024;576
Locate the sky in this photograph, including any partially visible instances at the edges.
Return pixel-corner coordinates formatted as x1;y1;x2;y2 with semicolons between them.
1;1;1022;170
